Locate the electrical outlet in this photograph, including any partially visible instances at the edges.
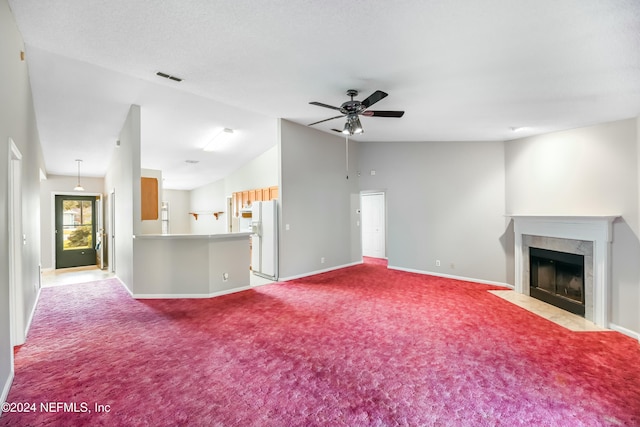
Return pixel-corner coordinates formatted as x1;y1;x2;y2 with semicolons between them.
435;260;441;267
222;272;229;282
321;257;325;264
285;224;290;231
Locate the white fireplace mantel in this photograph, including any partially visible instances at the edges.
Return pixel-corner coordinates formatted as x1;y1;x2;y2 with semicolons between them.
509;215;619;328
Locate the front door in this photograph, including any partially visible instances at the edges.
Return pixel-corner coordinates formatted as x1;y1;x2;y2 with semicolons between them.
55;195;97;269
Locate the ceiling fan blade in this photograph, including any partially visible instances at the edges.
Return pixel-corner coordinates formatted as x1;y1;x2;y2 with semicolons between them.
361;90;388;109
362;110;405;118
308;115;344;126
309;101;342;111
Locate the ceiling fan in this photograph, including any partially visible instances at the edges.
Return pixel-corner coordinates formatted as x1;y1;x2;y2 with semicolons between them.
308;89;405;135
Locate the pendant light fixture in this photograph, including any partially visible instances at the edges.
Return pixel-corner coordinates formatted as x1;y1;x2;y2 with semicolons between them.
74;159;85;191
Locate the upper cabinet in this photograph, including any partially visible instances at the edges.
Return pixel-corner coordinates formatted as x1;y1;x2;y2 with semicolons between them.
141;177;159;220
232;185;278;217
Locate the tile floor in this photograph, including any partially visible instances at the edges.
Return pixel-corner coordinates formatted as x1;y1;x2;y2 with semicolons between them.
489;290;608;332
41;266;114;287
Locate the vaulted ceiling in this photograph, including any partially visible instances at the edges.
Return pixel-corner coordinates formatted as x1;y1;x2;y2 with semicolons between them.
8;0;640;189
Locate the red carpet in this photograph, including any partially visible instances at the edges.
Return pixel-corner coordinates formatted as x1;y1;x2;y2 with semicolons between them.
2;261;640;426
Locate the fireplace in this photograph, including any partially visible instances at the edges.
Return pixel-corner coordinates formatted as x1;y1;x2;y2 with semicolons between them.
529;247;585;316
510;215;618;327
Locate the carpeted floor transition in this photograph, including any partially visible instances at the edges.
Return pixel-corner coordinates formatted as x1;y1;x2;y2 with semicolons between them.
2;260;640;426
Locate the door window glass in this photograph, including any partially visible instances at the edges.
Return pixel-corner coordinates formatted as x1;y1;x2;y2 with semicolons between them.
62;200;93;250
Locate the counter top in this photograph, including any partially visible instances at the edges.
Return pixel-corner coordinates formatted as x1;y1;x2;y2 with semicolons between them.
133;232;251;240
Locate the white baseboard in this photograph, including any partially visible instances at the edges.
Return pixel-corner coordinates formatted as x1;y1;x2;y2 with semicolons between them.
132;286;253;299
278;261;363;282
1;370;14;414
115;276;133;297
387;265;513;289
117;275;255;300
608;322;640;340
22;287;42;341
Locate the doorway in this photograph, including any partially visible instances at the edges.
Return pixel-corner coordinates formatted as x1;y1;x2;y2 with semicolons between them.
109;189;115;273
9;138;25;346
361;192;386;259
55;195;98;269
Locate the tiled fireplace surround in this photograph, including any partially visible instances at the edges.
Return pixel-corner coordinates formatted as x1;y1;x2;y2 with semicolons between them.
511;216;618;328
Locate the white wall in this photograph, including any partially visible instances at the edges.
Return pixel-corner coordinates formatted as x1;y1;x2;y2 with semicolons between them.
186;145;278;235
505;118;640;334
189;178;228;235
39;174;105;270
224;145;278;194
163;189;190;234
278;120;361;279
140;168;162;235
104;105;141;292
0;0;46;404
358;140;508;284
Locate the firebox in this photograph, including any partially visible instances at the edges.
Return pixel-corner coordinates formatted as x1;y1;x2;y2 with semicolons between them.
529;247;585;316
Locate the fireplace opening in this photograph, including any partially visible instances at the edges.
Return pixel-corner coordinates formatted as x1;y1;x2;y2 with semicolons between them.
529;247;585;316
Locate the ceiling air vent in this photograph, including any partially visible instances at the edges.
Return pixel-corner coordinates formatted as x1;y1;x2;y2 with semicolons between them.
156;71;183;82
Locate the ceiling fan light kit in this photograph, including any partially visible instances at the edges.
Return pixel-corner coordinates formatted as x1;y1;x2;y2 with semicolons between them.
342;114;364;135
309;89;404;136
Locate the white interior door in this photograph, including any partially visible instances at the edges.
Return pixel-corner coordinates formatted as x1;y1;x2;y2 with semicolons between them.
361;193;386;259
9;138;25;346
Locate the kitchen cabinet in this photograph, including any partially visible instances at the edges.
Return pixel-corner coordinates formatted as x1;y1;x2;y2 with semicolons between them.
231;186;278;218
242;191;249;209
141;177;158;220
269;186;279;200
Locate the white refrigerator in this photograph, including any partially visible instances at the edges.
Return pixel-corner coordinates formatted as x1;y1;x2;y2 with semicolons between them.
251;200;278;280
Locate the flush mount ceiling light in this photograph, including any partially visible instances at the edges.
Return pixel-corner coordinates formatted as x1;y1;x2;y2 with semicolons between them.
203;128;235;152
73;159;84;191
510;126;530;133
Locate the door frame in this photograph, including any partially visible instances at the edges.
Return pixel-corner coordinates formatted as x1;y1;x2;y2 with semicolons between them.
360;190;387;259
109;188;115;273
51;191;103;270
9;138;24;347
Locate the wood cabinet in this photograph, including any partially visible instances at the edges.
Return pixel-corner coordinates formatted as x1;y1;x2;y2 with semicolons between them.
231;185;278;218
141;177;158;220
269;186;278;200
242;191;249;210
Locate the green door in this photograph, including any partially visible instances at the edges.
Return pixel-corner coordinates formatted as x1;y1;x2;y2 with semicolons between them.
55;195;97;269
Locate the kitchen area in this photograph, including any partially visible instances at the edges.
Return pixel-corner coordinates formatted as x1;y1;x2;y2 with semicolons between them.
132;177;279;298
235;186;279;281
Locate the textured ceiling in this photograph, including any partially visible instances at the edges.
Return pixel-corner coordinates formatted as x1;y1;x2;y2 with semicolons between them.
8;0;640;190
